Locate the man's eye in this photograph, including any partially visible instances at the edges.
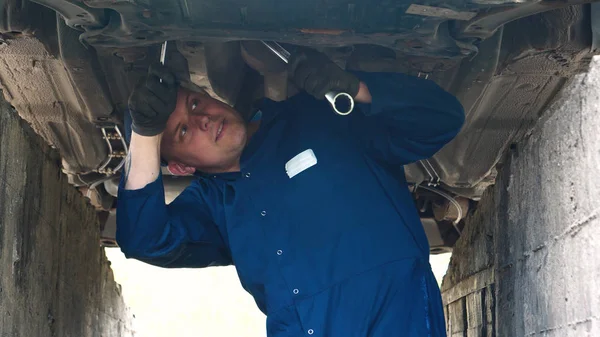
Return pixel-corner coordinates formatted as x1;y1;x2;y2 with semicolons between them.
180;126;187;137
191;100;198;111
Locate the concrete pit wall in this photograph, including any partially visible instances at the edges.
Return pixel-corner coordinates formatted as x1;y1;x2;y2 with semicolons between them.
0;97;133;336
441;59;600;336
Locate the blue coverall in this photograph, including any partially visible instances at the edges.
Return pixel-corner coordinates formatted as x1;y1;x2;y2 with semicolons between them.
117;71;465;337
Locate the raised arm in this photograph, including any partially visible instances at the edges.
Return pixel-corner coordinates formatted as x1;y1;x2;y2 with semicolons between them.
350;71;465;166
116;64;231;268
287;49;464;166
123;64;177;190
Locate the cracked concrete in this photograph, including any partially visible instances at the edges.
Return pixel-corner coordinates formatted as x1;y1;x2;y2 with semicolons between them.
0;93;133;336
442;57;600;336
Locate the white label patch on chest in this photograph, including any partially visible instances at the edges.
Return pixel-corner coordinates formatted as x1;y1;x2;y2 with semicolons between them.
285;149;318;178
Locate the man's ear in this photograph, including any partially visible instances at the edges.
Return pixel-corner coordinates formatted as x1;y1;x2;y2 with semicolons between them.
167;161;196;176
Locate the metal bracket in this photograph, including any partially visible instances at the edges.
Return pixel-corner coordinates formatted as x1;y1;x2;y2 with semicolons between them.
97;124;128;175
419;159;441;186
417;72;430;79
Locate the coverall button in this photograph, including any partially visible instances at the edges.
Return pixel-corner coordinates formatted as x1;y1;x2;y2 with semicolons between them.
276;250;283;255
293;288;299;294
261;211;267;216
307;329;314;335
245;172;251;178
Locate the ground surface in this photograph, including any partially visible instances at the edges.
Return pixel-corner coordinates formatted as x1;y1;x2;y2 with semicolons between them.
0;98;133;337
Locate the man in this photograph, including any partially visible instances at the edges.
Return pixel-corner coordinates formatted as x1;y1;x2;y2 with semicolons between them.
117;48;465;336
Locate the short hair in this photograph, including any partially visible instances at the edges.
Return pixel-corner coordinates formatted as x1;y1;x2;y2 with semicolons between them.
179;80;209;96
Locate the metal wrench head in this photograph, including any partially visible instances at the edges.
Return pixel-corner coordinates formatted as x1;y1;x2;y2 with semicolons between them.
160;41;168;65
325;92;354;115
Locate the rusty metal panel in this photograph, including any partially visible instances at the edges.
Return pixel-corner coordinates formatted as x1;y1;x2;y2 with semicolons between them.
406;4;477;21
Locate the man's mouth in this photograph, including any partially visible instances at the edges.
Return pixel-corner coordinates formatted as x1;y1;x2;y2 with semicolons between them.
216;119;225;141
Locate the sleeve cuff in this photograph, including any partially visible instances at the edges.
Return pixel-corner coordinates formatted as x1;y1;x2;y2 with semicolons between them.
118;172;164;199
352;71;393;117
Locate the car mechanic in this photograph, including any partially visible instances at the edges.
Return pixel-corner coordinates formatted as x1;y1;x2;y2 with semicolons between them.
117;48;465;336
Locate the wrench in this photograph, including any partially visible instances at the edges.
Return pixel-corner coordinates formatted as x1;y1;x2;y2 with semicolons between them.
158;41;168;83
261;41;354;116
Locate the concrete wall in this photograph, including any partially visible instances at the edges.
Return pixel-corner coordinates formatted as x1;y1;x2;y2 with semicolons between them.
0;97;133;336
442;58;600;336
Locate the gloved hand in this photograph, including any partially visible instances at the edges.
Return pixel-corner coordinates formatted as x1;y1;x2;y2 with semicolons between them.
128;64;178;136
288;48;360;100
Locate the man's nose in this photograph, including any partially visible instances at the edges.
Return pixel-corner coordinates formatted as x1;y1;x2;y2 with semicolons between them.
191;114;212;132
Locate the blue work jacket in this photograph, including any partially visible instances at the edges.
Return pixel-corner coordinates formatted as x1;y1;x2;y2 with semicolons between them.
117;71;465;337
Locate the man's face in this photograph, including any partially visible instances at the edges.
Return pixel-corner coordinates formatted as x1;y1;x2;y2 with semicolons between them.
161;87;248;173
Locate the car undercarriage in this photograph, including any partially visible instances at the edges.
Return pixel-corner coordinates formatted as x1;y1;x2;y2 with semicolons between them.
1;0;598;251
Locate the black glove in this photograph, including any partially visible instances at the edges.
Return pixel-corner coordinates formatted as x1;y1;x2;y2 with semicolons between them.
128;63;178;136
288;49;360;100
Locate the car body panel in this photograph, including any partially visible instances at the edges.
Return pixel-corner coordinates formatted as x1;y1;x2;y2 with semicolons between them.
0;0;596;250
